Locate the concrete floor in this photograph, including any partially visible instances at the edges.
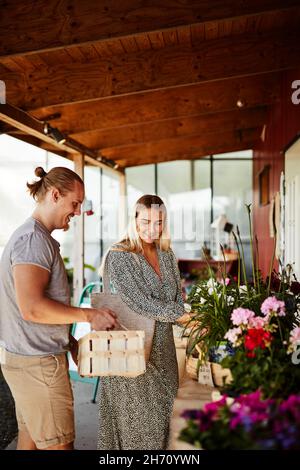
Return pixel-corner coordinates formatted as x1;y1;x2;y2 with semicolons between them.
6;380;99;450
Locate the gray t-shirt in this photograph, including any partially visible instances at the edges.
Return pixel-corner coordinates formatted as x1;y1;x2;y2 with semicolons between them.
0;217;70;355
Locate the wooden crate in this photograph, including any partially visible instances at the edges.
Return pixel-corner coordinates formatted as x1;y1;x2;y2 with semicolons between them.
78;330;146;377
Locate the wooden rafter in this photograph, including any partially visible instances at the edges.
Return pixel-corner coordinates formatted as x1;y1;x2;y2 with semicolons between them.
101;128;260;167
1;0;299;58
0;104;122;172
31;73;279;135
71;107;267;151
117;138;258;167
2;30;299;109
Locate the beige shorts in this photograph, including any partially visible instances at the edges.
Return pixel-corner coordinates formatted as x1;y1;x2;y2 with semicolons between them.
1;350;75;449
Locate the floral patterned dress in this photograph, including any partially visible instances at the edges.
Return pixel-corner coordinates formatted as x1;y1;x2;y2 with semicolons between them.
97;247;184;450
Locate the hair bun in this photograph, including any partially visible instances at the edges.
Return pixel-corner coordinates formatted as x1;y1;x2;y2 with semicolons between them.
35;167;47;178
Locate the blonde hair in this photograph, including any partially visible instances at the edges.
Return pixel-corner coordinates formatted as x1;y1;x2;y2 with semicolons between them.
99;194;171;275
27;166;83;202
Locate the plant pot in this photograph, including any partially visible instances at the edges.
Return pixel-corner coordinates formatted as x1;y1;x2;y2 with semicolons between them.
211;362;232;387
185;356;199;381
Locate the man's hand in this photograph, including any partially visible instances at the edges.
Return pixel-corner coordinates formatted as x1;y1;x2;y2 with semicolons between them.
68;334;78;365
85;307;118;331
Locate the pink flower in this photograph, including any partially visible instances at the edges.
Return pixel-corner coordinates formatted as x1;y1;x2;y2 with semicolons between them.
289;327;300;347
231;308;255;326
225;327;242;345
249;316;269;329
261;296;285;317
221;277;230;286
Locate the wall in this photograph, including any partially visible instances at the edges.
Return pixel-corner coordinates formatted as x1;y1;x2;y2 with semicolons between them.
253;68;300;277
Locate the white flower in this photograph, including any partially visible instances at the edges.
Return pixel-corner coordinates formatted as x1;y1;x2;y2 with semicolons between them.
184;303;191;313
224;327;242;345
207;278;217;289
226;296;235;306
200;297;206;304
239;285;248;293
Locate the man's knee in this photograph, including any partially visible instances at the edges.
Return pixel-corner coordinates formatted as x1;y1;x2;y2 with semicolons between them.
16;429;37;450
42;441;74;451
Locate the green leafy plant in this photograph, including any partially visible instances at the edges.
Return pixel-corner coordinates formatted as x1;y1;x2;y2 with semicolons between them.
184;204;300;372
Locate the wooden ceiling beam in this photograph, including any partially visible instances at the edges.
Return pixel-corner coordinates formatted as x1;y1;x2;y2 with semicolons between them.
101;127;260;164
0;103;121;172
1;1;299;58
71;107;268;150
118;141;256;167
3;30;299;109
116;130;259;167
31;73;279;135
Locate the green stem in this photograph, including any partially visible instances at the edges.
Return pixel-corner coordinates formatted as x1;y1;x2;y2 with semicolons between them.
246;204;256;289
237;225;249;295
267;232;277;296
276;315;284;345
255;234;261;294
232;231;241;288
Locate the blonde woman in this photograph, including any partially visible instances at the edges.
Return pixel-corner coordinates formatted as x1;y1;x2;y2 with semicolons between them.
98;194;185;450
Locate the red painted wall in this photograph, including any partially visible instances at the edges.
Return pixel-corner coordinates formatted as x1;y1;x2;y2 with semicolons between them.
253;68;300;278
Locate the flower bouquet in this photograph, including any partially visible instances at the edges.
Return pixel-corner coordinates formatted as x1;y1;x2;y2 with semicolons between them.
184;204;300;392
179;390;300;450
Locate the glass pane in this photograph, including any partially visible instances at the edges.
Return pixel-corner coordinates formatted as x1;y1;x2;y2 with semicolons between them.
84;165;101;283
0;135;45;256
0;137;75;263
102;169;120;255
157;161;191;197
157;161;211;259
212;159;253;274
213;150;253;159
126;164;155;211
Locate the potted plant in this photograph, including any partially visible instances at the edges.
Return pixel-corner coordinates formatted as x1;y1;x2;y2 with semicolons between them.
179;390;300;450
221;291;300;398
183;204;300;389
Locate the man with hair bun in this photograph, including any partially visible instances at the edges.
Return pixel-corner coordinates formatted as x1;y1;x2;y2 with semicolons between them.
0;166;117;450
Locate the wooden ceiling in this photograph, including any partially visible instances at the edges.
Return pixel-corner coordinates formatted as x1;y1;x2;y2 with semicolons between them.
1;0;300;170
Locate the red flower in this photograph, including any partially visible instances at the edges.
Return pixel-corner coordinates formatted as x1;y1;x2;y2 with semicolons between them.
244;328;272;355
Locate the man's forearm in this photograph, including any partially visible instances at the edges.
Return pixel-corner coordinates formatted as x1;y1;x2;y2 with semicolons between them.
23;297;88;324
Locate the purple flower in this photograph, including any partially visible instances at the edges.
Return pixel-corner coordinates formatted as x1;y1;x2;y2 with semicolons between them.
204;396;226;414
261;296;285;317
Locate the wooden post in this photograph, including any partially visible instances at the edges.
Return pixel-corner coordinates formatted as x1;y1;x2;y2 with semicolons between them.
118;172;127;238
73;153;85;305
